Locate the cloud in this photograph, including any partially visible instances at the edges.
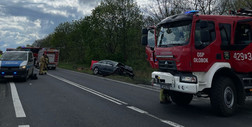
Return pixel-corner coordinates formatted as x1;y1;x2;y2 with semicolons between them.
0;0;148;51
0;0;102;51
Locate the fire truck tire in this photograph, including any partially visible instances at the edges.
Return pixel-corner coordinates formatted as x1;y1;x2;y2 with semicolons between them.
170;91;193;105
210;76;237;116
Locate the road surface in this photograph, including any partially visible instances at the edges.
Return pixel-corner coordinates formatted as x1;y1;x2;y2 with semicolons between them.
0;68;252;127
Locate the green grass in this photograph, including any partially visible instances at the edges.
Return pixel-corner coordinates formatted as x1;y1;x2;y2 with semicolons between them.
58;62;155;85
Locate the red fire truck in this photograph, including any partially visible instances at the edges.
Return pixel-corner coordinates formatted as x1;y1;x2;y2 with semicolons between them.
142;9;252;116
38;48;59;70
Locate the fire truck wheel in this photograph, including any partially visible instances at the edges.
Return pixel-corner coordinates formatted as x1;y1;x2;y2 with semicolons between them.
170;91;193;105
93;67;99;75
210;76;237;116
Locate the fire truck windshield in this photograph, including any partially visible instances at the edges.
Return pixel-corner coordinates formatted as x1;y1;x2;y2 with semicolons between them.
157;21;191;47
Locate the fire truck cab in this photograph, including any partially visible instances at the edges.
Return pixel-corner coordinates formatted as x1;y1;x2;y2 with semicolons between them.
143;9;252;116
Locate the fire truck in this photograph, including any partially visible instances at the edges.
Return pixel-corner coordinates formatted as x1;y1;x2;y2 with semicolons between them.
142;9;252;116
37;48;59;70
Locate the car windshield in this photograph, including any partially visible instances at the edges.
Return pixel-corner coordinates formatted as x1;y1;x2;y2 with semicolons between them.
1;52;27;61
157;21;192;47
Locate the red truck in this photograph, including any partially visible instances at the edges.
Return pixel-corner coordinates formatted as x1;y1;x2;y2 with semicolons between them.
142;9;252;116
38;48;59;70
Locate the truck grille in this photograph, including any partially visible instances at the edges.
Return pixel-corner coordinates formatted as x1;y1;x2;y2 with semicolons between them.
158;60;177;71
1;67;19;70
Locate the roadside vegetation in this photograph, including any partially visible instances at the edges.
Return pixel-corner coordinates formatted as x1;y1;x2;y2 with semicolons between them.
32;0;251;85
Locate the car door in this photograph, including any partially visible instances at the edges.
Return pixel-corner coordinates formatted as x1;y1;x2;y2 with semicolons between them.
105;61;115;74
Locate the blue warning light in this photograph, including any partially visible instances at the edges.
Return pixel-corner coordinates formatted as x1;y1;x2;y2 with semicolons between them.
185;10;199;14
13;72;17;75
1;72;5;75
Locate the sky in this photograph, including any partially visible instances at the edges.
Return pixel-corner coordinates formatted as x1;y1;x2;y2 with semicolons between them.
0;0;150;52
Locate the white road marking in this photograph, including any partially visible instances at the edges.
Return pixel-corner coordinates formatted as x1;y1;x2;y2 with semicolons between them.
10;82;26;118
127;106;184;127
59;68;160;92
161;120;184;127
18;125;30;127
48;73;128;105
127;106;148;114
48;73;184;127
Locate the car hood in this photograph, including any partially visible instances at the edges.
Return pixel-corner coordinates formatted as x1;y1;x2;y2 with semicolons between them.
0;61;28;67
124;65;133;72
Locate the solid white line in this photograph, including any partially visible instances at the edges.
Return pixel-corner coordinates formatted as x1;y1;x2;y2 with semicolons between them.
18;125;30;127
10;82;26;118
48;73;128;105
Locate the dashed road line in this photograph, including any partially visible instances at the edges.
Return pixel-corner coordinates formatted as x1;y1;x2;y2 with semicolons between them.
10;82;26;118
127;106;184;127
127;106;148;114
18;125;30;127
58;68;160;92
48;73;128;105
48;73;184;127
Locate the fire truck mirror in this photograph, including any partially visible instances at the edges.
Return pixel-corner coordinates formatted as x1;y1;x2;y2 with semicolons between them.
141;35;148;46
142;28;148;35
200;21;208;29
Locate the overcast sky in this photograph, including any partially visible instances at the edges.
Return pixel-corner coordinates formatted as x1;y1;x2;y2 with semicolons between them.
0;0;150;51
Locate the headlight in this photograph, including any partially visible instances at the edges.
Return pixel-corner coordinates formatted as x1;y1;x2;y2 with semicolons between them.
20;65;26;69
180;75;197;83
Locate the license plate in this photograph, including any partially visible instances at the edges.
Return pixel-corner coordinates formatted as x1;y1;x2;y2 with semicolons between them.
4;75;13;78
160;84;171;90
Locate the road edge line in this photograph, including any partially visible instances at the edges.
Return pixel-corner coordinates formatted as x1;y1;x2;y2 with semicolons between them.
10;82;26;118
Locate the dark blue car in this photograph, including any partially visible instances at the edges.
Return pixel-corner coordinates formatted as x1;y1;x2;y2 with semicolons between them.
92;60;134;78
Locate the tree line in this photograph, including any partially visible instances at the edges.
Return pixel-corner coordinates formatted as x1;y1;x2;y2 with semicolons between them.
32;0;251;69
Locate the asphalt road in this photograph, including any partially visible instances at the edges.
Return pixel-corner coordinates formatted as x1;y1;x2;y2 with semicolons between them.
0;68;252;127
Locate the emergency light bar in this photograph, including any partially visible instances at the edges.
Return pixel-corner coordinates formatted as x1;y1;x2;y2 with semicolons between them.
229;8;252;17
185;10;199;14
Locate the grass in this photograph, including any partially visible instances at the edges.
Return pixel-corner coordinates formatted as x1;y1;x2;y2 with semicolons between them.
58;62;155;85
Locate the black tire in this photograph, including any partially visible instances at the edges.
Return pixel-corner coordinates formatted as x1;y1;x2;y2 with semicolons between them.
93;67;99;75
210;76;237;116
170;91;193;105
21;72;28;82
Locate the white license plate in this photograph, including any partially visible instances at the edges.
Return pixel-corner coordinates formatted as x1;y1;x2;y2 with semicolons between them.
4;75;13;78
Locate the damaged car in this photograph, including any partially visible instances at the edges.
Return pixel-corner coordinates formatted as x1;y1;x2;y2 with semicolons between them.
91;60;134;78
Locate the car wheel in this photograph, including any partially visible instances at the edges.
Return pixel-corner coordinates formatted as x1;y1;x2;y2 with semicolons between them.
21;72;28;82
93;67;99;75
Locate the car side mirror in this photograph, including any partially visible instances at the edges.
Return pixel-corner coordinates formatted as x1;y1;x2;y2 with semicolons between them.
142;28;148;46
